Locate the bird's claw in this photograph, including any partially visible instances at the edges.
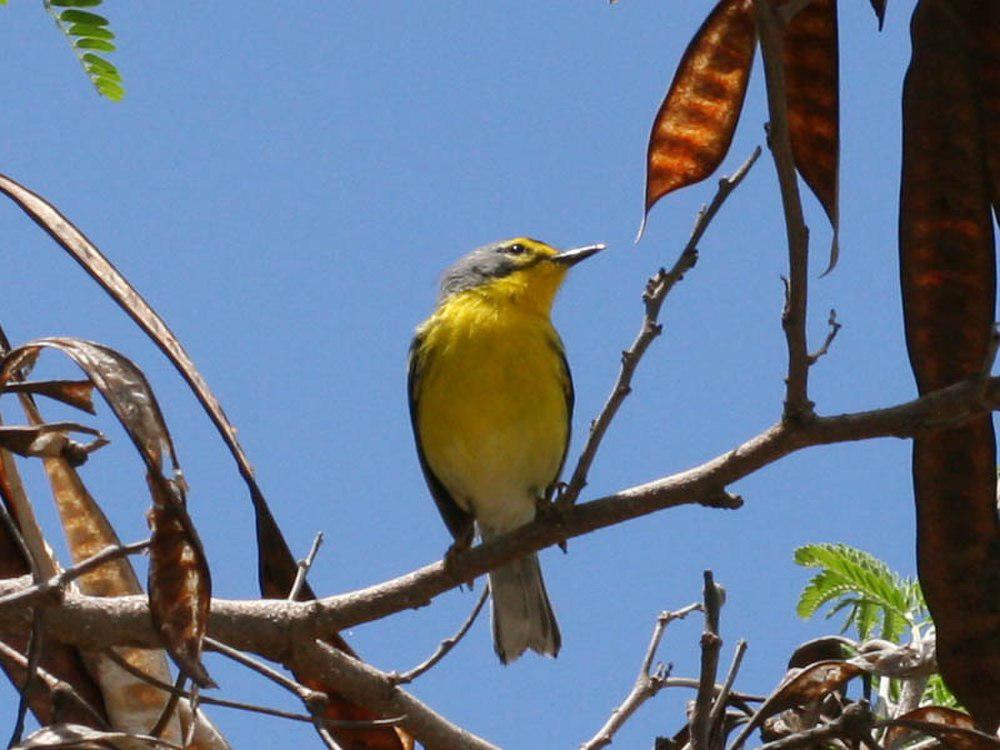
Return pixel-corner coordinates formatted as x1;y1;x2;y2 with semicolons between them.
535;496;569;554
444;530;475;587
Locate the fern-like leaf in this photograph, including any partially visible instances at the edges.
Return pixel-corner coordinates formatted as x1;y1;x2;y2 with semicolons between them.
922;673;960;708
43;0;125;101
794;543;923;641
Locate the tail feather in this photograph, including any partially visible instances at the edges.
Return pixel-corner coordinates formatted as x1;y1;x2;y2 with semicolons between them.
488;552;560;664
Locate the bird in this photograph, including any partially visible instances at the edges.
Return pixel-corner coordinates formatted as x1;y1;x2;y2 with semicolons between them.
407;237;604;663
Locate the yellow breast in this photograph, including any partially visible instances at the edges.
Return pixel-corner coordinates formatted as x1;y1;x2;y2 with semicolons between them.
414;291;570;534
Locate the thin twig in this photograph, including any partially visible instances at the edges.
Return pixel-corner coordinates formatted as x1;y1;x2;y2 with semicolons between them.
183;685;201;749
288;532;324;602
10;614;44;747
581;603;702;750
661;678;764;708
643;604;704;674
0;637;109;731
754;0;813;422
559;147;761;508
392;583;490;685
313;715;346;750
807;310;841;365
689;571;725;750
206;636;355;749
581;664;674;750
707;640;747;746
307;638;500;750
0;539;151;611
102;647;402;729
205;636;318;704
149;672;186;739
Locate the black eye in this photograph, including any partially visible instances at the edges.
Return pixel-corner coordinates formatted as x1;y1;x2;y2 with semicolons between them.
506;243;527;255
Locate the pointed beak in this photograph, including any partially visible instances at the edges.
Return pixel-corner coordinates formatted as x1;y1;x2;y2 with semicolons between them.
552;243;605;267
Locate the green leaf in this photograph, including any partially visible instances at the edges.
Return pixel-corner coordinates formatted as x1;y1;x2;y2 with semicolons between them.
86;65;121;84
67;24;115;40
49;5;124;100
81;52;115;72
794;543;923;640
95;78;124;101
855;600;876;640
923;674;960;708
58;9;108;25
74;38;115;52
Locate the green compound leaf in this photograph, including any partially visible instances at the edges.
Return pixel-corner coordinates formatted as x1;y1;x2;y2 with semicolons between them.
47;1;124;100
922;674;960;708
794;543;924;642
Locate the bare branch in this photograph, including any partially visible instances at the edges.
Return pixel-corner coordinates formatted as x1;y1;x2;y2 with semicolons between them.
690;572;725;750
707;639;747;745
0;377;999;745
10;616;44;747
581;603;702;750
149;673;185;739
0;638;108;731
807;310;841;366
288;532;324;603
644;604;703;675
206;636;322;709
0;540;151;612
561;147;761;507
754;0;813;421
102;647;402;730
391;583;490;685
3;377;1000;654
660;678;763;708
304;639;501;750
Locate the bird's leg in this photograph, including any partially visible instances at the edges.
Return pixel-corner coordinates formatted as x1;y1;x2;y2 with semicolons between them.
444;524;475;588
536;484;569;553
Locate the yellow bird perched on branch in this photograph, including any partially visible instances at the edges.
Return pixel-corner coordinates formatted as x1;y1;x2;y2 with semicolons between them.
408;237;604;663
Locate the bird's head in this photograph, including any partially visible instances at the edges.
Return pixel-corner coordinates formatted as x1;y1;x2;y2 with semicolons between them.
439;238;604;314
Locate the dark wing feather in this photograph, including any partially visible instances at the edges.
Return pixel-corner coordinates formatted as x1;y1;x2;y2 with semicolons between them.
549;333;575;490
407;332;475;542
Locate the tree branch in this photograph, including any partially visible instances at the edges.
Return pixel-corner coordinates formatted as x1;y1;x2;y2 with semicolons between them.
390;583;490;685
580;602;702;750
300;639;501;750
1;377;999;654
754;0;813;421
561;147;761;507
1;378;999;746
690;572;725;750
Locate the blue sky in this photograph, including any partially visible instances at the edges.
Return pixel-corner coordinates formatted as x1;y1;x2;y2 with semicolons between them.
0;2;931;747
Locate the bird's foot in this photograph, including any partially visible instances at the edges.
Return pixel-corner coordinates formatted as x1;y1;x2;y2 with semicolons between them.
535;495;569;554
444;528;475;587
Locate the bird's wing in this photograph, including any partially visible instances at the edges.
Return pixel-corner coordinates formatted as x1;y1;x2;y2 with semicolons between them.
550;332;575;489
407;332;475;542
